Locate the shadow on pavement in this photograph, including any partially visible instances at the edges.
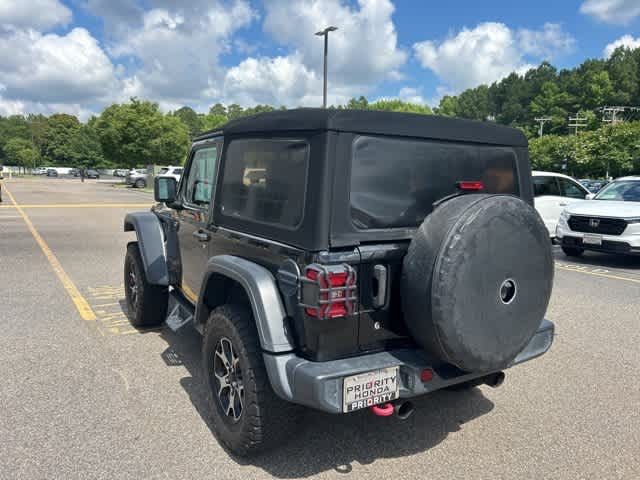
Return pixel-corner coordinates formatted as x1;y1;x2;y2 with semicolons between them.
157;326;495;478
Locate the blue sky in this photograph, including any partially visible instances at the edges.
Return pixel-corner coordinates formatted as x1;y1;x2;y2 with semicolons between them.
0;0;639;118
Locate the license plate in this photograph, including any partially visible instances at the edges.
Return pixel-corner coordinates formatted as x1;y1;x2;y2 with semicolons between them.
583;234;602;245
342;367;399;413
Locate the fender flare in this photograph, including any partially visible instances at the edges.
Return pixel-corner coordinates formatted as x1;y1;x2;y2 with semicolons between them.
196;255;295;353
124;212;169;286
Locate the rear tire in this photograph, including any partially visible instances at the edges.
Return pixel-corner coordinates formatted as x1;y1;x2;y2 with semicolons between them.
202;304;300;456
134;179;146;188
562;246;584;257
124;242;168;327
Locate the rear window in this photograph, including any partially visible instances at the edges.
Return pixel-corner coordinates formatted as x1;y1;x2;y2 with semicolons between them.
220;139;309;228
350;135;519;229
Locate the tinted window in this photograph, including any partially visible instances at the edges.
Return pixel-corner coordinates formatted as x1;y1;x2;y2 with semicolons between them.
558;177;587;199
174;168;183;175
159;168;169;174
220;139;309;228
184;146;218;206
350;136;519;229
533;176;561;197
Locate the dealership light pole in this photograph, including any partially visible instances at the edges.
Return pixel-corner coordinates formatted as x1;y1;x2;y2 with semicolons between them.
316;26;338;108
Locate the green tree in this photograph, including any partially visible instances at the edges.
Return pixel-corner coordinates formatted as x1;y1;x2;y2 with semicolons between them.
209;103;227;116
42;113;81;165
68;124;105;168
368;99;432;114
226;104;245;121
3;137;39;171
201;113;228;131
171;106;202;139
435;95;459;116
0;115;31;163
347;96;369;110
95;98;189;168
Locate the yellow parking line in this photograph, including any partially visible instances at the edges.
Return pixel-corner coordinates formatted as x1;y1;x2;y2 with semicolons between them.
556;264;640;285
3;185;97;321
0;203;152;209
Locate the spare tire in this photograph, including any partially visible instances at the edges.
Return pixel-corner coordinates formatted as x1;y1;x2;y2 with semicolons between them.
401;194;553;373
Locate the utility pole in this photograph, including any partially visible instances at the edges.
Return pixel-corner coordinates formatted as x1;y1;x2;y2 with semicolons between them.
534;117;552;137
315;26;338;108
568;115;587;135
600;106;640;124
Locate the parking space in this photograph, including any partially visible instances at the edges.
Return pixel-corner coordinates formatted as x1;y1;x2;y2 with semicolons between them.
1;178;639;479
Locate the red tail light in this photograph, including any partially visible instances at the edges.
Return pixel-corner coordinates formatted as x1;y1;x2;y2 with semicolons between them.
457;181;484;191
301;264;357;319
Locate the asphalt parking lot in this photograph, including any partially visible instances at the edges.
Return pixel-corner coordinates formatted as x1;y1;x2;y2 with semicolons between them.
1;178;639;480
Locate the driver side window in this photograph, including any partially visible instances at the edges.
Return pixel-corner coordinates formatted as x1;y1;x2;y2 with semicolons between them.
184;145;218;207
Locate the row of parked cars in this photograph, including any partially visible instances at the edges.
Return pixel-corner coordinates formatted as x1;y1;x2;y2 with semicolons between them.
125;166;183;188
533;171;640;257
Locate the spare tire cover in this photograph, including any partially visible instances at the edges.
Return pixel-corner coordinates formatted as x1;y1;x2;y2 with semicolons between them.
401;194;553;372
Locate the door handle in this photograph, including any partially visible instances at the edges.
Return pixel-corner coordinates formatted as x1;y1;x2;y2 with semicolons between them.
559;202;568;207
192;230;210;242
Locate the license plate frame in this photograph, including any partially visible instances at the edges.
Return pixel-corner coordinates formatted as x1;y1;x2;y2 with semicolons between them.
342;366;400;413
583;234;603;245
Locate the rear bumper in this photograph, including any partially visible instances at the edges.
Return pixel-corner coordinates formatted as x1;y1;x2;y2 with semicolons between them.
264;319;555;414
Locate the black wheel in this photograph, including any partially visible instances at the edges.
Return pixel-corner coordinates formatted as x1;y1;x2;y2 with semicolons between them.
124;242;168;327
202;304;300;456
562;246;584;257
134;179;146;188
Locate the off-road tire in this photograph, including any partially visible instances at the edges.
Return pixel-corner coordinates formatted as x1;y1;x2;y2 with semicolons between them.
562;246;584;257
134;178;146;189
124;242;168;327
202;304;300;456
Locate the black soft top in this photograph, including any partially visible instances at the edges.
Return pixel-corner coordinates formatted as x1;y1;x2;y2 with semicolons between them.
195;108;527;147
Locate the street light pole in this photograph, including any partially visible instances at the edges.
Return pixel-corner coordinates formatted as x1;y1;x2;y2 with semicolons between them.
315;26;338;108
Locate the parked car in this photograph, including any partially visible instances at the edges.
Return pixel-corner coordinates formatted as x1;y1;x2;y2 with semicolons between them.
46;169;58;177
532;171;590;237
69;168;80;177
126;169;148;188
113;169;129;177
123;109;555;456
557;176;640;256
85;169;100;179
34;167;49;175
157;166;183;183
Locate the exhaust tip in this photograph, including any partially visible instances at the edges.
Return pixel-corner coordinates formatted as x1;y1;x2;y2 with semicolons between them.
394;401;414;420
485;371;505;388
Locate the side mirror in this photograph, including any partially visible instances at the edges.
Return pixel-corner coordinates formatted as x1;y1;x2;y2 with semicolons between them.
154;176;177;204
586;193;595;200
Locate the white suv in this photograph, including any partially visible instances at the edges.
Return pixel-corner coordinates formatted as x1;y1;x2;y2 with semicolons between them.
157;166;183;182
532;171;590;237
556;176;640;256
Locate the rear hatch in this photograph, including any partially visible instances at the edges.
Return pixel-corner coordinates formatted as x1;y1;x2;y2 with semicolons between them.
345;135;523;352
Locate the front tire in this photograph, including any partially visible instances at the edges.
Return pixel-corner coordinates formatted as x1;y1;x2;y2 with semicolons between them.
562;246;584;257
202;304;300;456
124;242;168;327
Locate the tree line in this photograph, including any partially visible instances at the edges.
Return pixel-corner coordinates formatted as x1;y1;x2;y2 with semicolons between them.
1;45;639;177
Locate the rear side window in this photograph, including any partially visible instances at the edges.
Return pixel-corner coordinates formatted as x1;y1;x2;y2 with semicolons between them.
558;177;587;199
533;176;561;197
220;139;309;228
350;136;519;229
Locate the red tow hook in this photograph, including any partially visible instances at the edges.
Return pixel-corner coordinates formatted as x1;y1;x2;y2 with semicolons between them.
370;403;394;417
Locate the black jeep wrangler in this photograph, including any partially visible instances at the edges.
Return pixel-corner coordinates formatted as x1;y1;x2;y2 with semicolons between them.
123;109;554;456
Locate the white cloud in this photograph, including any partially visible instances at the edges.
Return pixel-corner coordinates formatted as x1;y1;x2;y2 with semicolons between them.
262;0;407;89
580;0;640;25
413;22;574;92
397;87;426;104
0;0;71;30
0;27;118;104
518;23;575;58
604;34;640;56
224;54;322;106
109;1;255;106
